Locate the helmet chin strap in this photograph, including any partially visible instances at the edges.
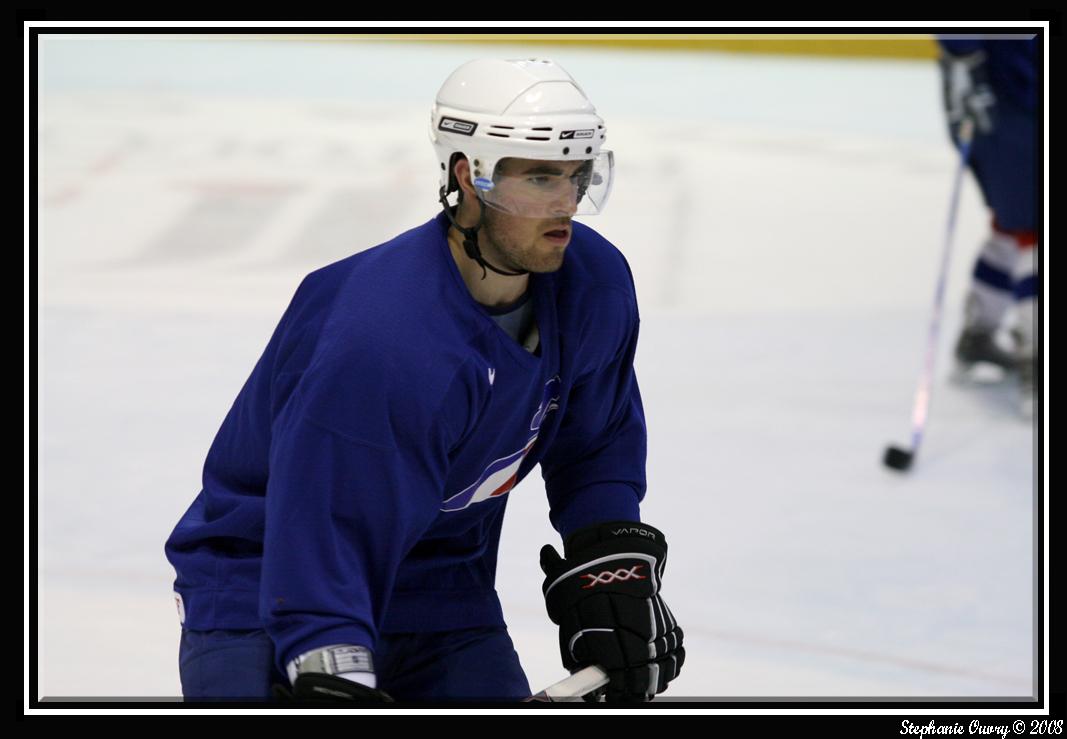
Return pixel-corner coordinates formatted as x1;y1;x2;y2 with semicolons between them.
439;187;528;279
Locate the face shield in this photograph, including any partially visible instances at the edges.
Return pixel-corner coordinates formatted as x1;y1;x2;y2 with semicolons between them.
472;151;614;219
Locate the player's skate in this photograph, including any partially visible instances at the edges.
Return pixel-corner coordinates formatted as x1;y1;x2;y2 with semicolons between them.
951;326;1017;384
1013;296;1036;418
1018;358;1035;418
1013;310;1036;419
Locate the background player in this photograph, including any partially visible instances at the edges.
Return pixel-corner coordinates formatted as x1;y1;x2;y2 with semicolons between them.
938;36;1037;416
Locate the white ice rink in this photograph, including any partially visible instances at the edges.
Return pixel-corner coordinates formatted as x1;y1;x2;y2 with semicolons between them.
34;37;1041;703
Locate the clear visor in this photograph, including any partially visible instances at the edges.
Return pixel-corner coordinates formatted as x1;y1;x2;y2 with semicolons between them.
472;151;614;219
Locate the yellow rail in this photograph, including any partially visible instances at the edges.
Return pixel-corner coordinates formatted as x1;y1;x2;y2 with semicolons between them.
263;33;939;59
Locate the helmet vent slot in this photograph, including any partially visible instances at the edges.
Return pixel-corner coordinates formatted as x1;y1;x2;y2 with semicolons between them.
525;136;551;141
488;133;511;138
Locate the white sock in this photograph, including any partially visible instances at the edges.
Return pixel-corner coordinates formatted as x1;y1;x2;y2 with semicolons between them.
965;230;1020;331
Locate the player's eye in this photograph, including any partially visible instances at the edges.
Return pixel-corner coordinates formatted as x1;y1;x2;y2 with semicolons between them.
571;163;593;183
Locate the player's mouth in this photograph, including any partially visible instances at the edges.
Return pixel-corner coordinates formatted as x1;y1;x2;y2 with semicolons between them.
542;226;570;244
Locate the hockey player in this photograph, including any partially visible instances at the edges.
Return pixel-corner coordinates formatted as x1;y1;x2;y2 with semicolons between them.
165;58;684;704
937;36;1037;415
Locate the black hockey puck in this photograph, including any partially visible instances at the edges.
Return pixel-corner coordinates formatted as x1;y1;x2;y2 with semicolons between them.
883;445;914;471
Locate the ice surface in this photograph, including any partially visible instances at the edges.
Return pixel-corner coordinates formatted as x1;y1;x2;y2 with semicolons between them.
34;37;1038;701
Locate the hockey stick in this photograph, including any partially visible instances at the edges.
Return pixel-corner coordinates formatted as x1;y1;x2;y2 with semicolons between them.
525;665;609;702
883;117;976;472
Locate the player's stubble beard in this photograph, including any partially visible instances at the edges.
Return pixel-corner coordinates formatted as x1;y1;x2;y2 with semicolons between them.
480;206;569;274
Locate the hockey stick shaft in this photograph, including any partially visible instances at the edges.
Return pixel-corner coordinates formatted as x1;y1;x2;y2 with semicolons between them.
525;665;610;702
905;117;975;454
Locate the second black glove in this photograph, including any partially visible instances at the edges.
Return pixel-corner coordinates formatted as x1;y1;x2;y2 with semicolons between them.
272;673;395;704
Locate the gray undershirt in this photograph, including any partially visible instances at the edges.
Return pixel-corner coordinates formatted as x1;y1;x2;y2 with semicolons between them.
483;290;539;354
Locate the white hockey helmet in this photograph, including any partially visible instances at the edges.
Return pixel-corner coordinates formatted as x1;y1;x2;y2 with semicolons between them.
430;58;614;218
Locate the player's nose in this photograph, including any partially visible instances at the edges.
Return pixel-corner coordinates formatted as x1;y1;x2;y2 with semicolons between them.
548;187;580;218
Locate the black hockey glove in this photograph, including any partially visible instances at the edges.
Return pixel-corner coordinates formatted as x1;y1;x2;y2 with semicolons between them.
540;521;684;703
272;674;395;704
272;644;394;704
940;48;997;136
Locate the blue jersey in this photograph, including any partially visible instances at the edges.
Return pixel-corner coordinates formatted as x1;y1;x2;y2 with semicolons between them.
164;209;646;678
938;36;1036;112
938;36;1037;231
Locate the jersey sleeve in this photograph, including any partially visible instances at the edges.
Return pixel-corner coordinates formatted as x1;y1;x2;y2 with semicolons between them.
259;341;477;680
539;292;646;539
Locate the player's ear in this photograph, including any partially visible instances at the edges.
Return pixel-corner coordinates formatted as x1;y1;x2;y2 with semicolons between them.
451;154;474;203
